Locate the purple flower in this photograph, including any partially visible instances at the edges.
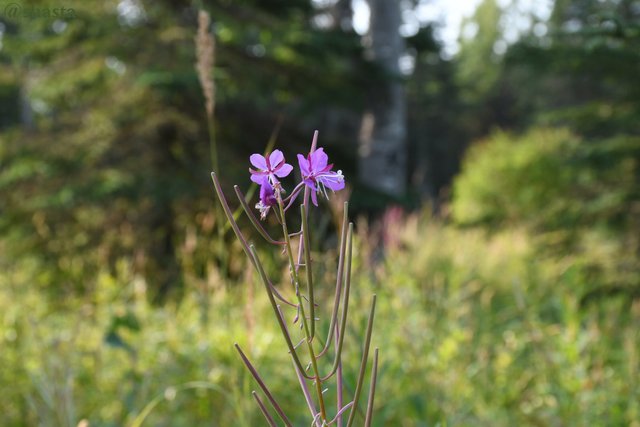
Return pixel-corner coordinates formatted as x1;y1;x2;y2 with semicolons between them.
255;177;277;220
249;149;293;186
297;147;345;206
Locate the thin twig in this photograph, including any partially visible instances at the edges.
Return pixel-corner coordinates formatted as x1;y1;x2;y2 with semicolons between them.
317;202;349;358
252;391;278;427
301;204;315;339
278;306;321;426
364;348;379;427
234;344;292;427
321;224;353;381
210;172;256;268
346;295;377;427
268;279;297;308
275;193;327;420
327;401;354;426
234;185;285;245
249;245;315;380
336;324;344;427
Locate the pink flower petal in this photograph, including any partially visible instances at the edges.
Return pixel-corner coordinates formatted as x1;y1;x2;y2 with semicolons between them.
310;147;328;171
275;163;293;178
324;179;345;191
320;172;345;191
269;150;285;168
259;179;277;206
303;178;317;191
250;154;267;170
297;154;310;177
250;172;266;184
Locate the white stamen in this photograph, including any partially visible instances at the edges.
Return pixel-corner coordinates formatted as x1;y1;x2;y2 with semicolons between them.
255;201;270;220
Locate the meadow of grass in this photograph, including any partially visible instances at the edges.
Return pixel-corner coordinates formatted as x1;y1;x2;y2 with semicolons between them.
1;203;638;426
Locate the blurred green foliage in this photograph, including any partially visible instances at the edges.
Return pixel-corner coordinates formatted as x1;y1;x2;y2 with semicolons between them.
2;210;639;426
453;127;640;305
453;128;640;234
0;0;639;425
0;0;372;297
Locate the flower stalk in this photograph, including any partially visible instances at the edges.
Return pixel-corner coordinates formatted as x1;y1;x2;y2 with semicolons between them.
210;132;378;425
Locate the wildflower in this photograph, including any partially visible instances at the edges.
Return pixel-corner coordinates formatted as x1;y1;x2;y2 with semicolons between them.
255;177;278;220
249;150;293;186
297;147;345;206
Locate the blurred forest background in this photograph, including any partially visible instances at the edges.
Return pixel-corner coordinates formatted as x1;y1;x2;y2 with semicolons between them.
0;0;639;425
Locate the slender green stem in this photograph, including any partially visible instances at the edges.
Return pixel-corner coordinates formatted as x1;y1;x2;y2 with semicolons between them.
346;295;377;427
301;204;315;339
329;401;354;426
234;185;285;245
249;245;314;380
364;348;379;427
252;391;278;427
234;344;292;427
227;183;294;307
321;223;353;381
318;202;349;358
277;306;320;423
276;193;327;422
210;173;256;269
210;177;293;309
336;328;345;427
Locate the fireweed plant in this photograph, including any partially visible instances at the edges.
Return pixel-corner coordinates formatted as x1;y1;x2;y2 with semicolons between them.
210;132;379;426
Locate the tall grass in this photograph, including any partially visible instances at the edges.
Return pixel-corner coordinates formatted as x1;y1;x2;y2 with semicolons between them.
1;207;638;425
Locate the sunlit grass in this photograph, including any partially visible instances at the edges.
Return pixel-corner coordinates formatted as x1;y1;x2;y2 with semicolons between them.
1;210;638;426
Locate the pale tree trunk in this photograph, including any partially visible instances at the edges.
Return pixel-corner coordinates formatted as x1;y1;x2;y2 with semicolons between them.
359;0;407;196
330;0;353;31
